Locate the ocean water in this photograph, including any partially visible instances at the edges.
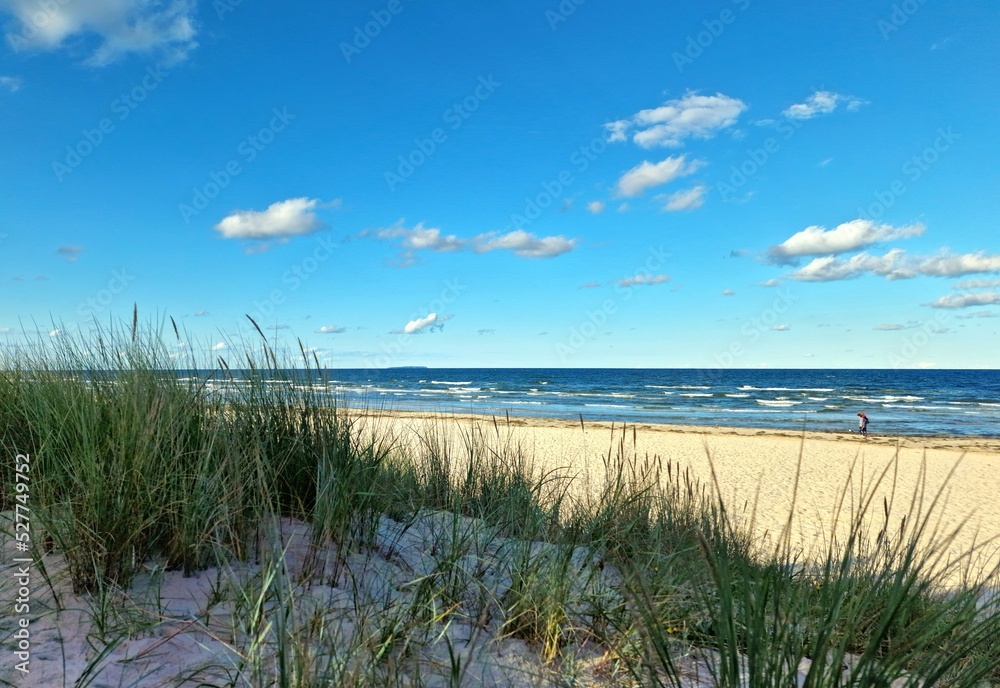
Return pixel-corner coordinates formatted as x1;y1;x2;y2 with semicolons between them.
190;369;1000;438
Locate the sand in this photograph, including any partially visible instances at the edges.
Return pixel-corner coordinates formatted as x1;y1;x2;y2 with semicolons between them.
360;409;1000;575
3;411;998;686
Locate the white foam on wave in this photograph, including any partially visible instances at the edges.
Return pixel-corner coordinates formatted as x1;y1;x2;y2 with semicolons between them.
741;386;833;392
757;399;802;407
719;408;783;414
846;395;923;404
649;385;710;390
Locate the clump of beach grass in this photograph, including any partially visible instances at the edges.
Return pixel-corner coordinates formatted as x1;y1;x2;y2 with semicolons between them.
1;315;999;687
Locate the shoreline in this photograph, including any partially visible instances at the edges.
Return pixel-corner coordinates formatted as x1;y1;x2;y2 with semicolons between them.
343;406;1000;455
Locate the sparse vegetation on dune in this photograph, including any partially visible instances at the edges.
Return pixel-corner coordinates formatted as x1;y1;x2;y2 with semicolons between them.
1;318;999;687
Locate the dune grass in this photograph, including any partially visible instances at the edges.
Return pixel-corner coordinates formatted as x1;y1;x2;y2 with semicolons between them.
1;318;999;686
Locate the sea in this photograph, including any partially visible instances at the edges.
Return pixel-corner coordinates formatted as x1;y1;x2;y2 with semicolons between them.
190;369;1000;439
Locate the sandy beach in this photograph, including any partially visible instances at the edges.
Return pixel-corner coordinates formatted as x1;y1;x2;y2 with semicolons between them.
5;408;999;686
359;409;1000;574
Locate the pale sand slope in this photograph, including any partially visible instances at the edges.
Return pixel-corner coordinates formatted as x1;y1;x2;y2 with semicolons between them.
360;409;1000;578
3;412;998;686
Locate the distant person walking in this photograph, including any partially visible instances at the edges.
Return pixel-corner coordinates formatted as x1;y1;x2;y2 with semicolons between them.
857;412;869;438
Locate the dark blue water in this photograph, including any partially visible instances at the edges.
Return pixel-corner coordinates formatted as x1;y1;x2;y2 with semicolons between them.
185;369;1000;438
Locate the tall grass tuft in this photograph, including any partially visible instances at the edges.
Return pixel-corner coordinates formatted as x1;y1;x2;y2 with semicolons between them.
2;318;999;687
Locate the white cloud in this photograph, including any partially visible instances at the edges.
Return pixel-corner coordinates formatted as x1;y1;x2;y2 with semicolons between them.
615;155;703;198
401;313;452;334
0;75;20;92
617;274;669;287
211;342;228;351
919;253;1000;277
370;223;575;261
586;201;605;214
926;291;1000;309
722;289;735;296
767;219;924;263
953;278;1000;290
874;324;907;331
760;279;782;287
48;328;62;337
605;92;747;148
215;198;324;241
782;91;867;120
579;281;601;289
375;222;463;253
472;230;575;258
790;250;913;281
772;324;790;331
0;0;198;66
956;310;999;319
315;325;346;334
790;249;1000;282
194;310;208;316
662;184;707;212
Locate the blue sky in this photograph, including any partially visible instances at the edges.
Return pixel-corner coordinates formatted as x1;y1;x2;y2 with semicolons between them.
1;0;998;369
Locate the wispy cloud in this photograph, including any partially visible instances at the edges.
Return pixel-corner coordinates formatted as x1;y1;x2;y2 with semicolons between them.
56;245;84;261
661;184;707;212
616;274;669;287
771;324;790;331
215;198;325;243
0;75;21;93
767;219;924;264
0;0;198;66
790;249;1000;282
615;155;704;197
399;313;453;334
369;222;576;263
953;278;1000;290
374;222;463;253
315;325;346;334
473;229;575;258
721;289;735;296
586;201;605;214
605;91;747;148
782;91;867;120
926;291;1000;309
